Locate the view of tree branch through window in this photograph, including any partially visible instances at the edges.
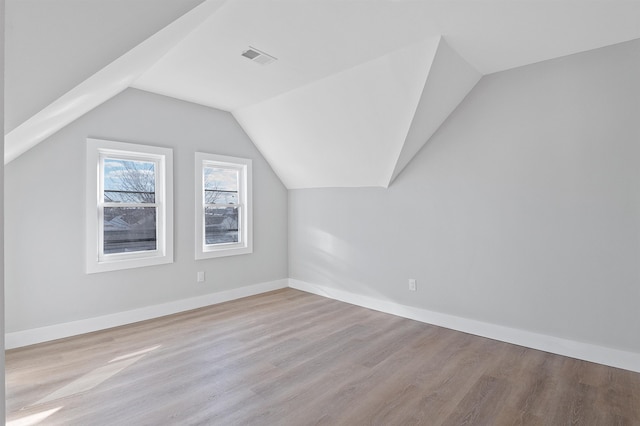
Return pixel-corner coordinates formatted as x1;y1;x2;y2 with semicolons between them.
195;152;252;259
103;158;158;254
86;138;173;273
204;166;240;245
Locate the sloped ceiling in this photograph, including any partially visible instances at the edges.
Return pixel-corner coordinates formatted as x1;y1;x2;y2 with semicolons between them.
4;0;208;133
234;38;444;189
5;0;640;188
4;0;225;163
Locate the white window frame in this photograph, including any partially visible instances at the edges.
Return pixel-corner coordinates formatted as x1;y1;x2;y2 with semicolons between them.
195;152;252;259
86;138;173;273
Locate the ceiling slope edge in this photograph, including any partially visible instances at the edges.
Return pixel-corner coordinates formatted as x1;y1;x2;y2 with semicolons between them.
233;38;441;190
388;37;482;185
4;0;227;164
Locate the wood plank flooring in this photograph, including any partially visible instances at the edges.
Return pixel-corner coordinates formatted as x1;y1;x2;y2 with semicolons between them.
6;288;640;425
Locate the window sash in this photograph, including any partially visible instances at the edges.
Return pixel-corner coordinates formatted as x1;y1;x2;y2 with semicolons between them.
98;154;163;260
203;204;242;246
201;162;244;247
98;206;160;261
195;153;252;259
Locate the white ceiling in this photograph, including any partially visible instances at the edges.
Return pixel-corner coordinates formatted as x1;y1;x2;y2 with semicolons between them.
5;0;640;188
133;0;640;111
235;38;446;188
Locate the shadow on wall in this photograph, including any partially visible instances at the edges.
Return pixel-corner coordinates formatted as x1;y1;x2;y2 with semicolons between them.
296;226;401;303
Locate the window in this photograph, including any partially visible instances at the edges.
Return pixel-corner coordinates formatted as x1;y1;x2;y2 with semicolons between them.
195;153;252;259
86;138;173;273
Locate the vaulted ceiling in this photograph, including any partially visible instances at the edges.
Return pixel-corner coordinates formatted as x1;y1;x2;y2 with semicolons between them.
5;0;640;188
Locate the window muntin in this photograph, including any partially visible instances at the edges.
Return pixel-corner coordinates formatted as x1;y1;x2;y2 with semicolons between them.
87;139;173;273
196;153;252;259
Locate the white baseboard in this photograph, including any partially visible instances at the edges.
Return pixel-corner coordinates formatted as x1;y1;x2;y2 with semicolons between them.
8;277;639;373
5;279;288;349
288;279;640;373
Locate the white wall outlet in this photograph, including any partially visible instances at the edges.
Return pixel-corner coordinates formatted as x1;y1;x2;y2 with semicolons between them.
409;278;417;291
197;271;205;282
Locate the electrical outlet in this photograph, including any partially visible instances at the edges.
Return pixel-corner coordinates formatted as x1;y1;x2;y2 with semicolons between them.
409;278;417;291
197;271;205;282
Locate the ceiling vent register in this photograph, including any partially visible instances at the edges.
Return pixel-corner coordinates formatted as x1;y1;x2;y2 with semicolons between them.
241;47;277;65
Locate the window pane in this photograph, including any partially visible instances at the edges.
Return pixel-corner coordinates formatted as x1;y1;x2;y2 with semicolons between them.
204;167;238;205
205;207;239;245
104;158;156;203
104;207;157;254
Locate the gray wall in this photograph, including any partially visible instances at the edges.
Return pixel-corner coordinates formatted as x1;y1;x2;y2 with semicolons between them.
5;88;288;333
2;0;7;417
290;39;640;353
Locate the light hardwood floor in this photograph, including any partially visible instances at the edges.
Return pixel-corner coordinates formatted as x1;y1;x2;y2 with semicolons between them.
6;288;640;425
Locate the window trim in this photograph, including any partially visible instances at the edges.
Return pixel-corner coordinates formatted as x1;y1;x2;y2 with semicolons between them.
195;152;252;259
86;138;173;273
